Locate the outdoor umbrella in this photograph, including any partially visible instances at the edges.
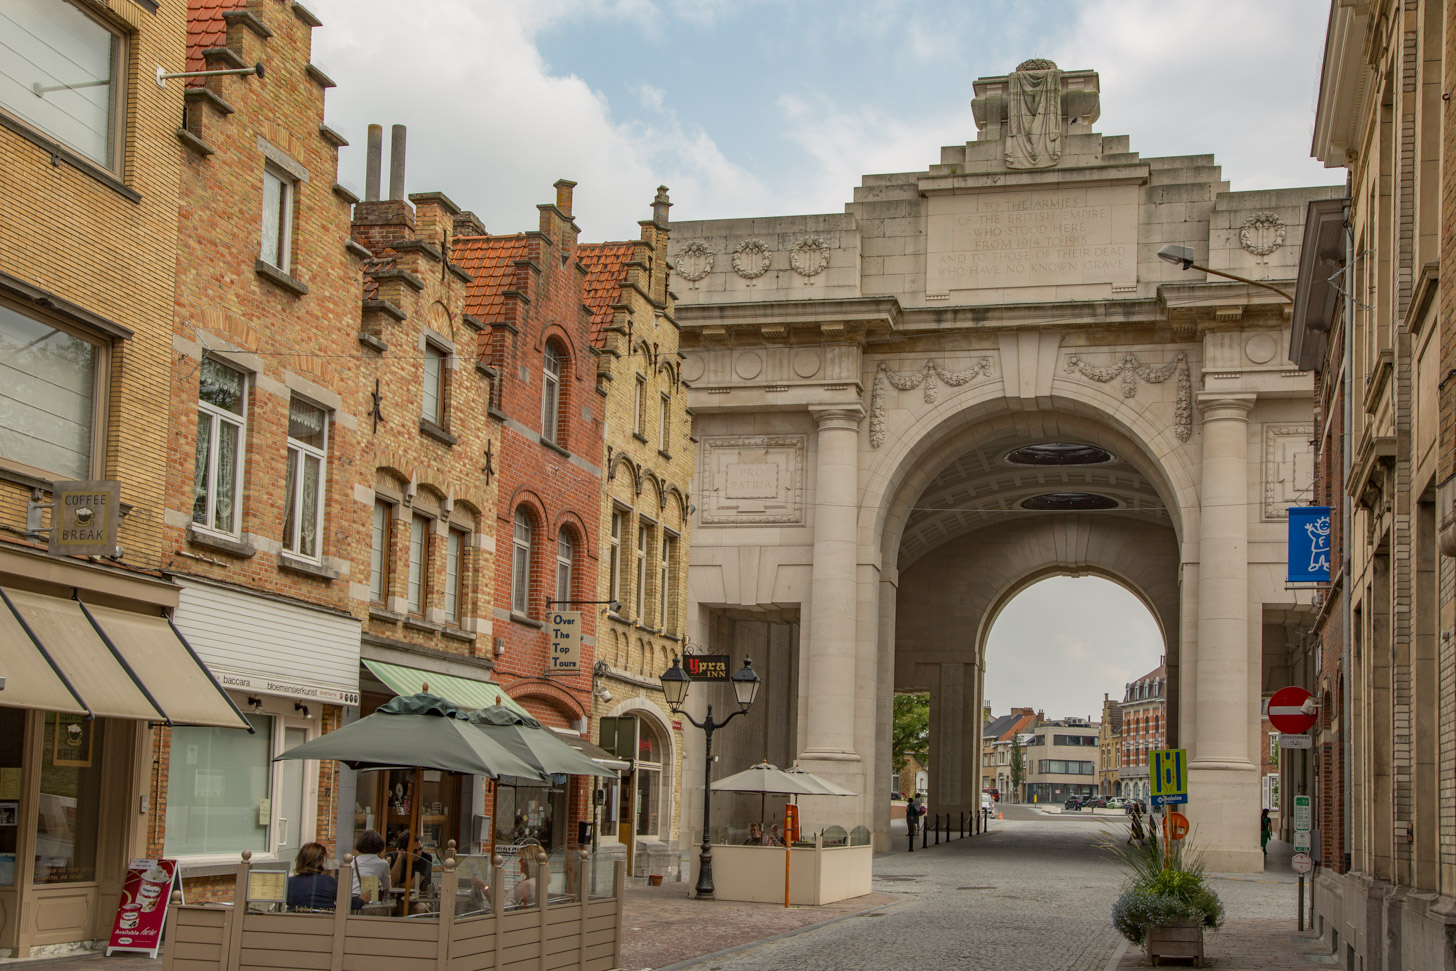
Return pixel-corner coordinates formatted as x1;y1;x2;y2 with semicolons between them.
783;763;857;797
468;707;618;779
709;760;822;797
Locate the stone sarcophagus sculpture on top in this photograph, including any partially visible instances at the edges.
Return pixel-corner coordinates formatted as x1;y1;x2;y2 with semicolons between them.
971;59;1101;169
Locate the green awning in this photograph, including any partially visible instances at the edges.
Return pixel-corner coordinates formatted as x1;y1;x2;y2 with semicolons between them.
362;659;534;721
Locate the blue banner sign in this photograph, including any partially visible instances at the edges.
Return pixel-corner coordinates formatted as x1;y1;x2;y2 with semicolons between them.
1287;506;1331;583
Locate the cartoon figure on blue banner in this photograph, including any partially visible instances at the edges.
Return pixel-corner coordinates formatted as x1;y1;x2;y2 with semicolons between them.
1287;506;1332;583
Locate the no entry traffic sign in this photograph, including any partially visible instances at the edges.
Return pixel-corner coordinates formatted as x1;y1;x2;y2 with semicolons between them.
1291;852;1313;874
1268;686;1317;735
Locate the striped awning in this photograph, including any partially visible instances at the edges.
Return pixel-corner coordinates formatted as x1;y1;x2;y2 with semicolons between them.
362;658;533;720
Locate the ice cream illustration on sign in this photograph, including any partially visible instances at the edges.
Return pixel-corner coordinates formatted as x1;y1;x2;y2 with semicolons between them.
137;865;170;912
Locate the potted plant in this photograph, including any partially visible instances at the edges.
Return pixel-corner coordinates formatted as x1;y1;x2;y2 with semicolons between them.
1105;830;1224;966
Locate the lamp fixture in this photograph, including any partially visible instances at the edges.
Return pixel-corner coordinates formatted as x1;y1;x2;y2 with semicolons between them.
659;655;690;712
1155;243;1294;303
246;696;263;712
294;702;312;719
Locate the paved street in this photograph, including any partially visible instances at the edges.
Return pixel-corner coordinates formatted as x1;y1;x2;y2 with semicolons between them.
665;808;1325;971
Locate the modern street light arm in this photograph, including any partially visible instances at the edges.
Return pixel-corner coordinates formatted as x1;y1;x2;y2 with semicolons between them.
1184;262;1294;303
1156;242;1294;303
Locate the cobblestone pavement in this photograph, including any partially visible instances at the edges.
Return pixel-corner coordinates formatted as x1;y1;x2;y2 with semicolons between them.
668;810;1335;971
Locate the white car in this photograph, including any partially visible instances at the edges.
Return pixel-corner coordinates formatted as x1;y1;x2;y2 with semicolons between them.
981;793;995;819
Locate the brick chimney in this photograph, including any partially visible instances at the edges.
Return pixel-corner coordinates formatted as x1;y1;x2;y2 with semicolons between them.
352;122;415;254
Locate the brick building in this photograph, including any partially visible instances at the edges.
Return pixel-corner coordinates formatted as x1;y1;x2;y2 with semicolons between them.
155;0;363;902
453;182;605;858
1118;662;1166;802
0;0;247;953
1098;693;1122;797
580;189;693;878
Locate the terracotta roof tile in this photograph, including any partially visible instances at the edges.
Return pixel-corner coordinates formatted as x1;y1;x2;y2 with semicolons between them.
453;235;535;323
187;0;245;76
577;242;634;344
361;256;394;301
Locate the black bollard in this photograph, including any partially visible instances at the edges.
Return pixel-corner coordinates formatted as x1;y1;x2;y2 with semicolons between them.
960;811;965;838
922;817;928;849
908;819;915;852
934;814;940;845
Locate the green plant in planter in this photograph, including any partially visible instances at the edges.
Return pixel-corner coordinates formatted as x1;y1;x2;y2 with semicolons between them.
1103;830;1225;946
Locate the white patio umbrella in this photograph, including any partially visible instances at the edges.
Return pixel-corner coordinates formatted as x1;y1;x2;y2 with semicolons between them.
784;763;857;797
710;760;822;797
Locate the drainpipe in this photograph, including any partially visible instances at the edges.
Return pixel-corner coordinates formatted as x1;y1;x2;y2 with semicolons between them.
1341;197;1353;871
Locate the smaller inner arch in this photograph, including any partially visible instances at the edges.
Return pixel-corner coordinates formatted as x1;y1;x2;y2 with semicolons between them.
1004;442;1115;466
1021;492;1119;510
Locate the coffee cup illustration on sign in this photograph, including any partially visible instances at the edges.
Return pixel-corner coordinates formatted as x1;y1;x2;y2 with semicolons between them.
66;723;83;747
137;865;170;912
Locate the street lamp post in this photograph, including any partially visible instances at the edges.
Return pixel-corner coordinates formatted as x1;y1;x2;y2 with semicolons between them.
659;654;761;899
1155;243;1295;303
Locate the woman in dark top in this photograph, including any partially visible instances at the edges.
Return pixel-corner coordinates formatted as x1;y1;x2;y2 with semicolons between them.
286;842;337;911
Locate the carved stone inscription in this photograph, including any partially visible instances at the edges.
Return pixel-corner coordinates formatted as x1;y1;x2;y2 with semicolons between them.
926;185;1138;292
703;436;805;525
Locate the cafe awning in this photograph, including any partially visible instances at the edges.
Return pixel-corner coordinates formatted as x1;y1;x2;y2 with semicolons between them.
0;587;250;729
362;658;533;721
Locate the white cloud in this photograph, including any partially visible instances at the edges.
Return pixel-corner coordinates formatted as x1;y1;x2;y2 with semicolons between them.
309;0;767;237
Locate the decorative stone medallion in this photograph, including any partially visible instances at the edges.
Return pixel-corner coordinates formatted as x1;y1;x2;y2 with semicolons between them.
1244;333;1278;365
734;351;763;381
732;239;771;279
675;241;714;282
701;435;806;525
789;236;831;277
1239;212;1286;257
792;349;822;379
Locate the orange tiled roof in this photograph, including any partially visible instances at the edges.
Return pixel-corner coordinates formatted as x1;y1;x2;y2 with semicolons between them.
453;235;535;323
577;242;634;344
187;0;246;75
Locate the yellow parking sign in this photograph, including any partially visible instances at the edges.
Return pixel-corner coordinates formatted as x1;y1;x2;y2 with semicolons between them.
1150;748;1187;806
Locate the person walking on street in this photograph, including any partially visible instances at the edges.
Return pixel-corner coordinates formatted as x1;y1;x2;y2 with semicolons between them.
907;793;923;836
1260;808;1272;859
1127;804;1144;844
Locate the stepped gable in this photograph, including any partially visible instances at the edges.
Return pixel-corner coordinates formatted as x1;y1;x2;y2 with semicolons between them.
452;234;533;322
578;241;634;344
186;0;246;75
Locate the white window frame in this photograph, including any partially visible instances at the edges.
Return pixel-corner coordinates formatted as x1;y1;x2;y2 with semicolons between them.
658;392;670;451
634;520;650;618
163;697;318;866
608;507;625;606
370;500;392;604
407;514;430;616
193;358;248;537
511;507;532;615
542;344;562;443
658;529;675;630
422;342;447;425
444;527;465;625
0;0;128;174
555;532;573;605
633;376;647;436
260;164;295;272
282;398;328;560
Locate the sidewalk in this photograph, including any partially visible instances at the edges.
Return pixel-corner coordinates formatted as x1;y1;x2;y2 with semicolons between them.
1111;919;1335;969
0;882;899;971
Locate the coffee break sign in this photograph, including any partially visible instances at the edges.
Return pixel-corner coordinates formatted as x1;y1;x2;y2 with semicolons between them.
107;858;180;958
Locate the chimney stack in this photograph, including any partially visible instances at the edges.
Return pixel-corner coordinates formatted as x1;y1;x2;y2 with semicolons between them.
389;124;407;201
652;185;671;228
553;179;575;217
364;124;383;202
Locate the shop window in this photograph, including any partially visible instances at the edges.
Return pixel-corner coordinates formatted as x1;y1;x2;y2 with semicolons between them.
260;165;295;271
494;778;567;852
0;300;105;480
282;398;328;559
0;708;20;886
370;500;392;604
444;527;464;625
0;0;126;172
34;713;105;884
511;507;532;615
165;713;272;857
634;719;665;838
407;514;429;616
193;358;248;535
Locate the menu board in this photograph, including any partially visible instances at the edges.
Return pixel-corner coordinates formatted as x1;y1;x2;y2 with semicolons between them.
106;859;180;958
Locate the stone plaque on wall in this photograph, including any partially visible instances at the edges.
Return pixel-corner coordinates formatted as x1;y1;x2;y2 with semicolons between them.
1263;424;1314;521
925;185;1138;294
702;436;805;525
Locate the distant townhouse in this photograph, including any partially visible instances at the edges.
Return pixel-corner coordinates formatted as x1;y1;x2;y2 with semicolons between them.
1098;693;1122;797
579;190;693;878
982;707;1040;801
1118;662;1167;801
0;0;246;953
1023;717;1100;804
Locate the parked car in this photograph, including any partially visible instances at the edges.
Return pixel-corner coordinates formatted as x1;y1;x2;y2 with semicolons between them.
1087;795;1108;809
1106;797;1127;810
1064;796;1083;811
981;793;994;819
983;787;1000;802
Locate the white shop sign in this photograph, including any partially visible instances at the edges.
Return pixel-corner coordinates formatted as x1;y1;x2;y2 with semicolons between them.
173;578;360;703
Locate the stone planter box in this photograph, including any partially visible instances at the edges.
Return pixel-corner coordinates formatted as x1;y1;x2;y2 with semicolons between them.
1144;919;1204;967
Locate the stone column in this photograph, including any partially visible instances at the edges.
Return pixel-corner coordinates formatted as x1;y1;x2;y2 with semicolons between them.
1190;393;1260;870
801;407;864;761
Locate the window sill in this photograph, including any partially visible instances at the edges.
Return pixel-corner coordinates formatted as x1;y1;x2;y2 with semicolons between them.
420;419;458;447
539;437;570;458
509;612;544;630
187;524;255;558
632;433;648;445
278;551;338;580
442;627;476;643
0;113;140;203
255;260;309;296
487;406;509;423
403;617;442;634
369;607;404;624
359;332;388;353
176;127;215;158
657;449;673;461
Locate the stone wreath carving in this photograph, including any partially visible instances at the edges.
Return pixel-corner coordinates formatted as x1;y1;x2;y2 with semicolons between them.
1238;212;1286;257
731;239;771;279
675;240;714;282
868;359;993;448
1064;351;1193;442
789;236;830;277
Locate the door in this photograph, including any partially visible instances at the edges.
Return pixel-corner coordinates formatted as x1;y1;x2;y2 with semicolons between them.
276;727;308;861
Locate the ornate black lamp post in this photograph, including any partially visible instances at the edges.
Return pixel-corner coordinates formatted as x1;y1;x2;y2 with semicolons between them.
659;654;760;899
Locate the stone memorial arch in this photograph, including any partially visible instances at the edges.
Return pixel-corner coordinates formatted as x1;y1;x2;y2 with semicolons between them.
669;61;1340;872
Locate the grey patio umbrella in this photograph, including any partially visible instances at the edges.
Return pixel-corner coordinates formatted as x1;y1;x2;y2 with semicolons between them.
784;763;857;797
466;707;618;779
710;760;822;796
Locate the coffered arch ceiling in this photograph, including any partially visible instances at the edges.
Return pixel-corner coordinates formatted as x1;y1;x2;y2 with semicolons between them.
896;433;1172;572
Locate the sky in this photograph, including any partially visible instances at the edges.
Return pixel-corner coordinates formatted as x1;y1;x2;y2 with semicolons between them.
304;2;1327;715
308;0;1344;239
983;576;1163;722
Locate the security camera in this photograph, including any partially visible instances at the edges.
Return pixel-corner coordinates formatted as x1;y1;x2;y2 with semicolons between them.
608;600;622;614
599;689;612;703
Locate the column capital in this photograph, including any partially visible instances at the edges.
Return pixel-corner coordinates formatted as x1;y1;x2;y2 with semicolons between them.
810;405;864;430
1195;392;1256;421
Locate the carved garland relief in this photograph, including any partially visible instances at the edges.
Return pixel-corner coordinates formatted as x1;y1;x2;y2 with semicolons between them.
1063;351;1193;442
732;239;772;279
789;236;830;277
675;241;714;282
1238;212;1286;257
868;359;994;448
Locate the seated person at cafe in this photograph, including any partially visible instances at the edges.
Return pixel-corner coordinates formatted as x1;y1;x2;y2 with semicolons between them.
506;855;537;909
770;824;786;846
385;830;434;892
743;823;772;846
350;830;391;909
287;843;337;911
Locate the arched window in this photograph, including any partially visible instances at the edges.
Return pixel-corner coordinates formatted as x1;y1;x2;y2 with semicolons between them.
542;343;563;444
555;531;574;604
512;508;532;614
